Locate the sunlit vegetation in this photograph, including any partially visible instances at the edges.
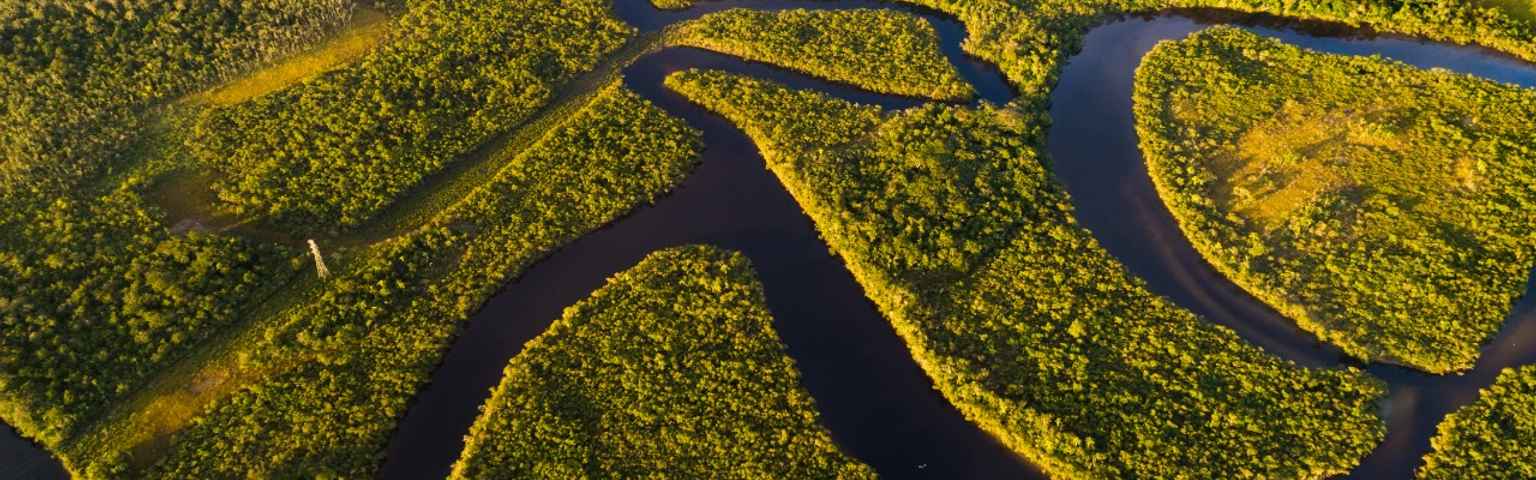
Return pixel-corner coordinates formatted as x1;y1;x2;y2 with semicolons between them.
1418;365;1536;479
131;83;700;479
0;0;351;186
7;0;1534;477
450;246;874;479
0;0;353;450
670;8;973;101
885;0;1535;108
186;0;634;233
189;6;394;107
1134;27;1536;373
666;69;1387;479
1479;0;1536;22
651;0;694;10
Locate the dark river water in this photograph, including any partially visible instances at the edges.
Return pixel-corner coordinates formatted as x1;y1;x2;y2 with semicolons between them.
6;2;1536;479
1048;13;1536;479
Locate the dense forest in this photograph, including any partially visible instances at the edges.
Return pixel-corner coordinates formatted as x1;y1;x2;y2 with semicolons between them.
128;82;700;479
669;8;973;101
885;0;1535;109
185;0;634;233
1418;365;1536;479
451;246;874;479
0;0;351;186
10;2;993;475
1134;27;1536;373
666;69;1387;479
3;0;1534;477
0;0;351;449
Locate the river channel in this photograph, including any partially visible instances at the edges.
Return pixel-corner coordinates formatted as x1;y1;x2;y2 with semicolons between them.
5;1;1535;479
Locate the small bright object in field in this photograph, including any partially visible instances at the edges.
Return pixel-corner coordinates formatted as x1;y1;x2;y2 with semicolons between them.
308;239;331;279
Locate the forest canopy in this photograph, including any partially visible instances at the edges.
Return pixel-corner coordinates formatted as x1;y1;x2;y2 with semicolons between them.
669;8;974;101
0;0;350;448
667;69;1387;480
451;246;873;479
1418;365;1536;479
1134;26;1536;373
138;82;701;479
184;0;634;233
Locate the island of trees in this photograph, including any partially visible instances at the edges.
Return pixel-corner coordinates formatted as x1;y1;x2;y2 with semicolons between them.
2;0;1535;478
667;69;1387;479
1135;27;1536;373
451;246;873;479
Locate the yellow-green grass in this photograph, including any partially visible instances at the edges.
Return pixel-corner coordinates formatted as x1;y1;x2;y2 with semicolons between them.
188;6;393;106
59;56;648;470
1136;27;1536;373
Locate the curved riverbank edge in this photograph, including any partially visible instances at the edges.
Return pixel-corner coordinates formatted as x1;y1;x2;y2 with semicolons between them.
388;3;1536;480
7;1;1536;479
1046;13;1536;479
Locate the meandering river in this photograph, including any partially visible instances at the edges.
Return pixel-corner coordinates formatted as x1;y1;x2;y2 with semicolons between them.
5;2;1535;479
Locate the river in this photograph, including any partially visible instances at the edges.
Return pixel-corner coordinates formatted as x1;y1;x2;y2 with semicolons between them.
5;1;1535;479
372;3;1536;480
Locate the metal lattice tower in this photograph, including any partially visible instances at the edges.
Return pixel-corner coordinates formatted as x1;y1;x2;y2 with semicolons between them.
308;239;331;279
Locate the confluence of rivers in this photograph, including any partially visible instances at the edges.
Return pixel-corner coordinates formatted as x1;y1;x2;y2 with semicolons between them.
5;1;1535;479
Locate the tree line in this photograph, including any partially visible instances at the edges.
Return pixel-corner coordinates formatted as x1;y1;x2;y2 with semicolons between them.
669;8;974;101
137;83;702;479
1135;26;1536;374
0;0;349;450
451;246;874;479
667;68;1389;479
186;0;635;234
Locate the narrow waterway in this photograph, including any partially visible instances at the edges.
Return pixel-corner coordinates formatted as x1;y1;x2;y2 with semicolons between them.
7;2;1536;479
0;423;65;480
1047;12;1536;479
380;2;1536;480
379;48;1038;480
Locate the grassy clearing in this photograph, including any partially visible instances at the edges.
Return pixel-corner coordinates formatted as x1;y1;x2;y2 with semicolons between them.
184;0;634;233
189;6;393;107
1135;27;1536;373
668;69;1386;480
133;82;700;478
0;0;350;454
450;246;874;479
